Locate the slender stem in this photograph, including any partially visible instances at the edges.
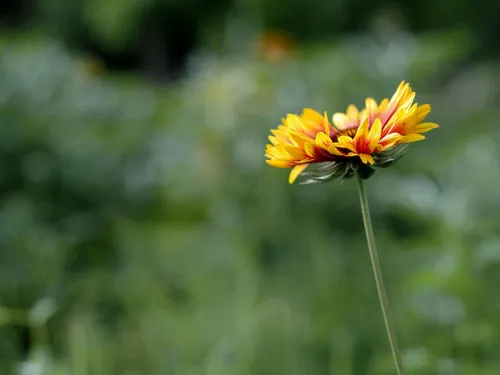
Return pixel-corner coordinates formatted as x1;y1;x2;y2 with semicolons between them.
356;175;405;375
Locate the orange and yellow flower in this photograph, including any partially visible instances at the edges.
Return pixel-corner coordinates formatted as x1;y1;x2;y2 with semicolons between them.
265;81;438;184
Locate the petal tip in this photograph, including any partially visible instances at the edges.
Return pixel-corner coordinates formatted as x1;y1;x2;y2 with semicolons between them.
288;164;309;184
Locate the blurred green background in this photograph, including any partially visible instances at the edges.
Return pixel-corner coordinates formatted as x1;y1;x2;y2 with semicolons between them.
1;1;500;374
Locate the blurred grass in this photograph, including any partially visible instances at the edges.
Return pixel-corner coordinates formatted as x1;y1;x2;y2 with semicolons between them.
1;31;500;375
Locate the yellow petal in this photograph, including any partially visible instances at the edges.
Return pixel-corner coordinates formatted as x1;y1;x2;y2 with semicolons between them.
302;108;323;122
359;108;368;121
389;81;408;104
286;114;304;132
359;153;375;164
327;144;345;156
276;143;296;160
270;129;289;142
407;103;418;117
365;98;378;111
395;80;406;93
266;159;294;168
402;134;426;143
323;111;330;137
283;144;306;158
415;122;439;133
368;118;382;151
268;135;280;146
315;132;333;150
415;104;431;121
365;98;378;124
289;164;309;184
346;104;359;119
288;129;313;146
301;112;323;132
335;136;357;153
332;113;348;130
401;92;416;109
378;98;389;112
304;142;317;157
265;147;284;159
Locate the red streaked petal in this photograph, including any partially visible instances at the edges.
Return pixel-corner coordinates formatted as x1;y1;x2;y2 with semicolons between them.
354;117;369;141
379;133;403;149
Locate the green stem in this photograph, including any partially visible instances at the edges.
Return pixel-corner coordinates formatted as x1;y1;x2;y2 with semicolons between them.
356;175;405;375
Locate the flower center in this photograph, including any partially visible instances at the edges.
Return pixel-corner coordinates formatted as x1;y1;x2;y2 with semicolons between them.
331;126;357;141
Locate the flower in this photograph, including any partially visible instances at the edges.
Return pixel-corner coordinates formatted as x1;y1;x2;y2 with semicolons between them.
265;81;439;184
257;31;294;63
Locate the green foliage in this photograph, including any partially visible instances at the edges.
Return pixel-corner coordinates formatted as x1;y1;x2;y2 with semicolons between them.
1;32;500;375
35;0;229;53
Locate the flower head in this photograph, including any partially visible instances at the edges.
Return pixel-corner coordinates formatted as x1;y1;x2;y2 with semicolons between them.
265;81;438;184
